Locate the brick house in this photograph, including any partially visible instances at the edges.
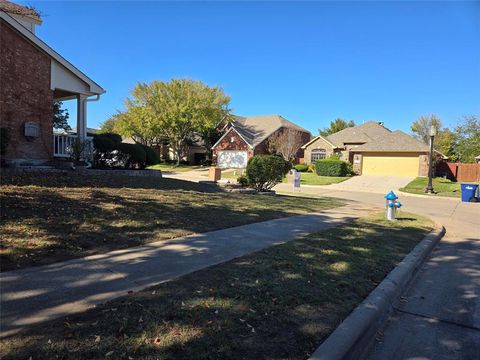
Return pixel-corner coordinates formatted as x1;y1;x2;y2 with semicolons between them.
211;115;311;168
302;121;438;177
0;1;105;165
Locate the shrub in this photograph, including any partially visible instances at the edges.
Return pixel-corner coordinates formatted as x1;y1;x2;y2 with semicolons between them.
117;143;147;169
140;145;160;166
294;164;308;172
93;133;123;168
315;159;350;177
246;155;291;192
0;128;10;156
237;174;249;187
307;164;316;173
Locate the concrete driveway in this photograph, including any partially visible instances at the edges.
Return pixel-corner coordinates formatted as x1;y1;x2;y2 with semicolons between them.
325;175;414;194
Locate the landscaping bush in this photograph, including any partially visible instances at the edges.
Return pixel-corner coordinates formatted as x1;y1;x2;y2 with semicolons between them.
315;159;351;177
140;144;160;166
93;133;121;153
246;155;291;192
0;128;10;156
307;164;316;173
117;143;147;169
237;174;249;187
294;164;308;172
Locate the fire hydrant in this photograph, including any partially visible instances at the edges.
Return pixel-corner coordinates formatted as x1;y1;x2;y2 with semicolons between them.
385;191;402;220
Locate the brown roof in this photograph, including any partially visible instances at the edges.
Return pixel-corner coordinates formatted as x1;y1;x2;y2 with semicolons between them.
352;130;429;152
0;0;41;21
231;115;310;148
326;121;391;147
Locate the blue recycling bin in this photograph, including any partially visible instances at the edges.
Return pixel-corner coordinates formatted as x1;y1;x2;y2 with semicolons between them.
460;183;479;202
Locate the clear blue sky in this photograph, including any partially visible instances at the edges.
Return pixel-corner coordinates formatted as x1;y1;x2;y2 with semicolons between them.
25;0;480;134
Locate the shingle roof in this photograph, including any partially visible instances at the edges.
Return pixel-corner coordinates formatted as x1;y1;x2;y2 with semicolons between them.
0;0;41;22
326;121;391;147
352;130;430;152
231;115;310;148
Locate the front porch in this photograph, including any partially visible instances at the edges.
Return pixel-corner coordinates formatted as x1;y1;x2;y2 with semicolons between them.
53;133;93;159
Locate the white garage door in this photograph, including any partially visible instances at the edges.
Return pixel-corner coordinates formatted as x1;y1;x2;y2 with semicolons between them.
217;151;248;168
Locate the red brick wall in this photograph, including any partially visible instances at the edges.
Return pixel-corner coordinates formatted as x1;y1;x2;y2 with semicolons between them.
212;128;254;164
0;20;53;162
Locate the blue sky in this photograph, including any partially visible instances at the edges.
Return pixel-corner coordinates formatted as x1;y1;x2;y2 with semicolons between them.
25;0;480;134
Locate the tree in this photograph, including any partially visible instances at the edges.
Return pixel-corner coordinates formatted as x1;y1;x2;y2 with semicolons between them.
130;79;231;165
267;128;306;162
114;106;162;147
411;114;442;144
53;101;71;131
99;116;119;134
435;128;457;161
454;115;480;163
319;118;355;136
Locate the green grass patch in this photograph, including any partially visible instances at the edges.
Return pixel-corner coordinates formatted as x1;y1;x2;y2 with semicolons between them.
0;212;433;359
147;164;202;172
284;172;350;185
399;177;478;198
0;172;340;271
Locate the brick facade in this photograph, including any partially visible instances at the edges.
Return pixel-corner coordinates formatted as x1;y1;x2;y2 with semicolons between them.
212;127;310;166
211;128;254;164
303;137;336;164
0;20;53;162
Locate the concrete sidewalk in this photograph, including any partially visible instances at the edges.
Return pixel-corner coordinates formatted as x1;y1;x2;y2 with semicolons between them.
0;203;373;338
274;183;480;359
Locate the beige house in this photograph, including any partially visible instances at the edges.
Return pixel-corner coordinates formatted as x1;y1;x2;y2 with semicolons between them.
302;121;433;177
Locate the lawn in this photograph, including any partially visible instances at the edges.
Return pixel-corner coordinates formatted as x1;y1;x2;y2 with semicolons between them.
400;177;478;198
284;172;351;186
147;164;202;172
0;172;340;272
0;212;433;360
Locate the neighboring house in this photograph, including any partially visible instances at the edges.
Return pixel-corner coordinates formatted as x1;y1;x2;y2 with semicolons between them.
211;115;311;168
302;121;433;177
476;155;480;164
0;0;105;165
122;135;207;165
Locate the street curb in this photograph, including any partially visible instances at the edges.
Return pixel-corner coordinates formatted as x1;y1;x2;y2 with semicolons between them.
309;222;446;360
397;190;460;201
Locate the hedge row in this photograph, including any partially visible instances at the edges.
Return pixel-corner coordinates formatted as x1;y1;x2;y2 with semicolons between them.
314;159;352;177
93;133;160;169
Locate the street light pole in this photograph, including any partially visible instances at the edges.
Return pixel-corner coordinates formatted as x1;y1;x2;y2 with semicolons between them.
425;125;437;194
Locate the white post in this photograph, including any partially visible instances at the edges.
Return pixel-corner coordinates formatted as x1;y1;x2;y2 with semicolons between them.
76;94;87;141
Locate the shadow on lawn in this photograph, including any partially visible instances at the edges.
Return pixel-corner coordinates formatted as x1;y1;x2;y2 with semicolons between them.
0;171;220;192
0;174;338;271
0;216;443;360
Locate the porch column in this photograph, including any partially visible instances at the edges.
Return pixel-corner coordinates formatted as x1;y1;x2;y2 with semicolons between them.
76;94;87;141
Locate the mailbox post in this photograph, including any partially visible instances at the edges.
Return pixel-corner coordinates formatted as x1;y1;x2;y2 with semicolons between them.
291;169;301;192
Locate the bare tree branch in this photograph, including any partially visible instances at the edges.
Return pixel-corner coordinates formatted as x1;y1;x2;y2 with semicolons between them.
267;129;305;162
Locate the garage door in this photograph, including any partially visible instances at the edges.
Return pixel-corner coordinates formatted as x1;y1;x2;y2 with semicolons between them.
217;151;248;168
362;153;420;177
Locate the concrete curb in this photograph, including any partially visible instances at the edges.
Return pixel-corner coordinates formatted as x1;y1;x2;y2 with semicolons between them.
309;223;446;360
397;190;460;201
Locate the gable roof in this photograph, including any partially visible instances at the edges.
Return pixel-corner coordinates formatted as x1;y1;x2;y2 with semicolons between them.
326;121;391;147
352;130;430;152
301;135;338;149
0;11;105;95
0;0;41;23
230;114;310;148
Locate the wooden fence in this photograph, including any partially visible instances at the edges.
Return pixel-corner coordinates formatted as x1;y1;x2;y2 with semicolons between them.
437;162;480;182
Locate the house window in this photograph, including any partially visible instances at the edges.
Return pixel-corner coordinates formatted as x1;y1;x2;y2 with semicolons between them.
230;137;235;143
311;148;326;162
